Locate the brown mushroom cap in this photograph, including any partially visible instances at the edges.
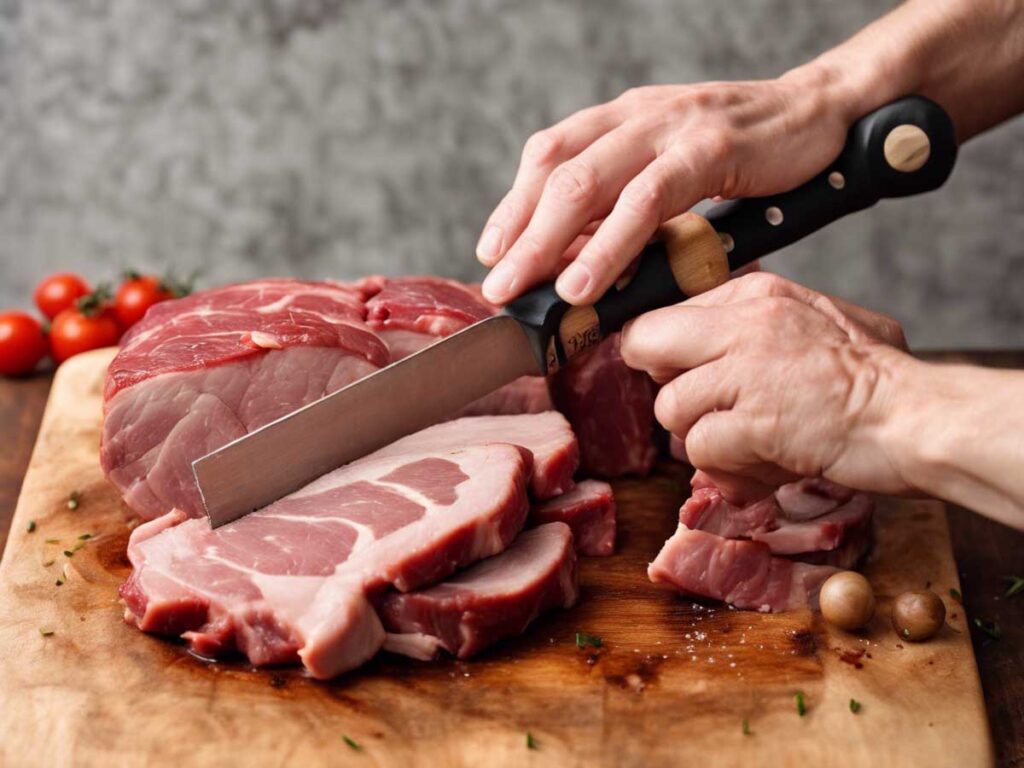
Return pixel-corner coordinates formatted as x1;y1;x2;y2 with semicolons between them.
819;571;875;631
891;590;946;642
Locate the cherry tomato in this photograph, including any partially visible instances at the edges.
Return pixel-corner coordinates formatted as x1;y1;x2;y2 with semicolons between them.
50;305;121;364
114;275;174;329
34;273;91;321
0;311;49;376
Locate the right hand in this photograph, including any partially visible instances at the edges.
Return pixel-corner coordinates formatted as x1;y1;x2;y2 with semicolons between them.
478;69;855;306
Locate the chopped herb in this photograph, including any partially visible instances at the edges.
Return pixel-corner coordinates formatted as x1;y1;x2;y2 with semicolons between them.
342;735;361;751
42;559;55;567
950;588;962;603
77;533;92;541
1004;576;1024;599
741;718;751;736
794;690;807;717
67;491;81;511
526;732;539;750
26;520;36;533
72;541;87;553
39;628;54;637
63;550;74;558
973;618;1002;640
849;698;862;714
44;538;60;545
575;631;602;649
55;575;65;586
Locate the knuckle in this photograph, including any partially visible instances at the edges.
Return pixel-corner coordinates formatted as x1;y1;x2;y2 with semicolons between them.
547;160;599;205
522;129;562;166
653;384;684;431
737;271;790;298
701;128;736;167
619;175;666;222
756;296;799;323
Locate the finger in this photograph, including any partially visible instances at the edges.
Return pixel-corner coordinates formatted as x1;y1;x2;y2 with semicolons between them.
556;147;713;305
620;303;744;374
652;361;738;440
482;126;656;304
476;105;622;267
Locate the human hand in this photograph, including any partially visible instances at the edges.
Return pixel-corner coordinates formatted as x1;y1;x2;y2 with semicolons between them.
619;272;910;504
478;72;854;306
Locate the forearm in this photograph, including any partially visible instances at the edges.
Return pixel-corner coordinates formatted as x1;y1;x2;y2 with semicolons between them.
785;0;1024;141
881;354;1024;529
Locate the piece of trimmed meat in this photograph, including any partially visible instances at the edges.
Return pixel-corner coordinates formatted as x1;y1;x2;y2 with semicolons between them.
366;412;578;499
378;522;578;660
101;280;388;520
121;443;531;679
530;480;616;556
775;477;857;521
752;494;874;555
648;525;837;612
552;334;657;478
678;486;779;538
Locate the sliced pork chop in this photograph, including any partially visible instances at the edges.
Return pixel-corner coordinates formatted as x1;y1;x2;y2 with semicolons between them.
101;280;388;520
752;494;874;555
378;523;578;661
530;480;616;556
366;412;578;499
120;444;531;679
552;334;657;478
648;525;837;613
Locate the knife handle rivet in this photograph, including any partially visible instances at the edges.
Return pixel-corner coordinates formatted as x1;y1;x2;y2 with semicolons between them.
765;206;784;226
719;232;735;253
828;171;846;190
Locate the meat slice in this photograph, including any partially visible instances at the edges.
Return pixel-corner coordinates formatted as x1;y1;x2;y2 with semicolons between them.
648;525;837;612
101;280;388;520
776;477;857;521
366;412;578;499
378;522;578;660
552;334;657;478
678;486;779;538
530;480;616;556
752;494;874;555
120;444;531;679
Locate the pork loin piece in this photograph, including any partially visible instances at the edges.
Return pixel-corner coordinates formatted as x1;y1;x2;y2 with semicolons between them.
366;412;578;499
648;525;837;613
530;479;616;556
101;280;388;520
378;522;578;661
120;444;531;679
552;334;657;478
359;275;554;415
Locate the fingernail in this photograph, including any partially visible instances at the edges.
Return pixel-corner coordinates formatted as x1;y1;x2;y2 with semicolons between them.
556;263;592;301
476;225;503;265
482;259;516;304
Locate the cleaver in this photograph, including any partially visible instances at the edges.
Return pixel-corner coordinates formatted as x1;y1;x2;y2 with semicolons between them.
195;95;956;528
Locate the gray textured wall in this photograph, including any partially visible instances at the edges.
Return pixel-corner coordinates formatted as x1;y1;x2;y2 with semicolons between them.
0;0;1021;348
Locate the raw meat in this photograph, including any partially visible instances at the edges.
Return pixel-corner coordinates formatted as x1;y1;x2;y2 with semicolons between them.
366;412;579;500
775;477;856;521
120;444;532;679
530;480;616;556
378;522;578;660
552;334;657;478
678;486;779;538
648;525;837;612
101;280;388;520
752;494;873;555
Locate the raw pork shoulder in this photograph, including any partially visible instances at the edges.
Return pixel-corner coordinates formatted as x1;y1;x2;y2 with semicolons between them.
379;522;578;660
121;443;531;679
101;280;387;520
530;480;616;556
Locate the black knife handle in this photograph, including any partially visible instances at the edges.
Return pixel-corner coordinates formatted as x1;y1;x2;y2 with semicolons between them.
505;95;957;373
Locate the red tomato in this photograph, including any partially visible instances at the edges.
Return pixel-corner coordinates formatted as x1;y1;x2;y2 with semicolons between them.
34;273;91;321
50;306;121;364
0;311;49;376
114;275;174;329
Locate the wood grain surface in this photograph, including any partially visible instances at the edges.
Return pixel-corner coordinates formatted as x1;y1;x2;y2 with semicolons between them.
0;349;998;767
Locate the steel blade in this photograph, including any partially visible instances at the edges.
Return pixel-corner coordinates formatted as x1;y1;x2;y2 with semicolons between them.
194;315;543;527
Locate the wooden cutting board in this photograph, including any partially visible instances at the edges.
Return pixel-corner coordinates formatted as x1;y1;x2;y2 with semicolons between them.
0;349;993;767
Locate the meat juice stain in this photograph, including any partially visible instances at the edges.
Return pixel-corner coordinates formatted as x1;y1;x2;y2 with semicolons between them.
789;630;817;658
836;648;866;669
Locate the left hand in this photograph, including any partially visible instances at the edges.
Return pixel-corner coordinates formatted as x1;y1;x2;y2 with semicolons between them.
620;272;910;504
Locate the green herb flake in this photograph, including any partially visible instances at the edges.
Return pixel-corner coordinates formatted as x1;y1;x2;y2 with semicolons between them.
526;732;539;750
42;559;55;567
741;718;751;736
55;576;65;587
1004;576;1024;599
974;618;1002;640
66;491;81;511
341;734;361;751
794;691;807;717
63;550;74;558
849;698;862;714
950;587;962;603
575;631;603;649
39;628;54;637
26;520;36;533
77;533;92;541
44;538;60;545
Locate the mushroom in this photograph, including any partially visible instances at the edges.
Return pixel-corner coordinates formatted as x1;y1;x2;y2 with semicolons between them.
819;571;875;631
891;590;945;642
